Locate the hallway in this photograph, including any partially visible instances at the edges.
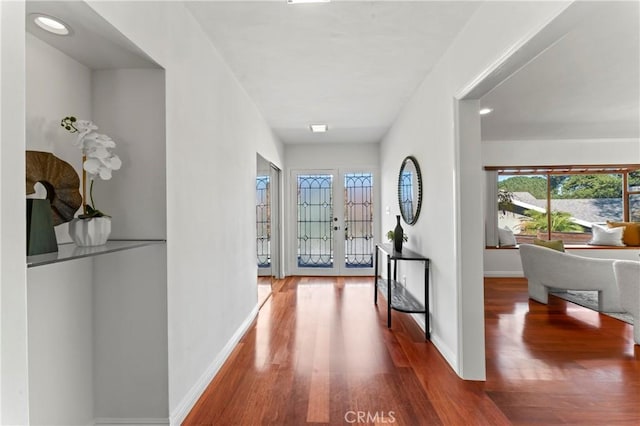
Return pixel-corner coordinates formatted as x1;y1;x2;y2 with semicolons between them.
184;276;639;425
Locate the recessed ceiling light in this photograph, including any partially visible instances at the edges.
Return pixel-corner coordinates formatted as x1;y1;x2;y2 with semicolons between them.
479;108;493;115
310;124;328;133
287;0;331;4
31;14;71;36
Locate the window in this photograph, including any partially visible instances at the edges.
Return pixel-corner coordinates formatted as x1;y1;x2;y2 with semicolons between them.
256;175;270;267
486;165;640;246
629;170;640;222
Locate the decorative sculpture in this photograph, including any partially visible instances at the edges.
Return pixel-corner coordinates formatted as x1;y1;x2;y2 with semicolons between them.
26;150;82;225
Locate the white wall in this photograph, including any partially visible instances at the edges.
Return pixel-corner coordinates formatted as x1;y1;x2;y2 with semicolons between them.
3;1;284;422
379;1;572;379
285;142;378;169
483;137;640;276
93;245;168;421
27;259;94;426
26;245;169;425
84;2;284;423
483;138;640;166
1;1;29;423
26;32;92;244
24;23;169;425
92;69;166;239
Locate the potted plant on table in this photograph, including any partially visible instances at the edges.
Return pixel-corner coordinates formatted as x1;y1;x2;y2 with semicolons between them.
386;226;408;252
61;116;122;246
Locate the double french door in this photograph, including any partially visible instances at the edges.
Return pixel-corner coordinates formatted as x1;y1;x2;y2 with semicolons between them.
292;169;376;275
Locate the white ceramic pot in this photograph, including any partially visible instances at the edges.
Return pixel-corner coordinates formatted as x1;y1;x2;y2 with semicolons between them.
68;217;111;246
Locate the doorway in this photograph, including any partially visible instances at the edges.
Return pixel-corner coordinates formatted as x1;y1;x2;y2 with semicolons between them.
291;169;375;276
257;154;281;307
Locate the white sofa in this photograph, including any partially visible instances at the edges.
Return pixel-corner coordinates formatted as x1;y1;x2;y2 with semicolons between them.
519;244;623;313
613;260;640;345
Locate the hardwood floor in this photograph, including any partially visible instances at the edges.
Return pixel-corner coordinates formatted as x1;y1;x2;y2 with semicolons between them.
183;276;640;425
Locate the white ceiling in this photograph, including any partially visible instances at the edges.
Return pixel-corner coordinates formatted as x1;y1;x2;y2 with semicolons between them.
25;1;639;145
25;1;159;69
185;1;482;144
186;0;639;145
480;1;640;141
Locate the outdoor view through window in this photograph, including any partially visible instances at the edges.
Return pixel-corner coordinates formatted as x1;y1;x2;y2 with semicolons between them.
493;166;640;245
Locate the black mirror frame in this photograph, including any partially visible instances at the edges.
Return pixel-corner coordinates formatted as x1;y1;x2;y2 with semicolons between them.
397;155;423;225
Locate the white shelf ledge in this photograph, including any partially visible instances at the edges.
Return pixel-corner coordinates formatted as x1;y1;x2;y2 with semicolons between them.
27;239;166;268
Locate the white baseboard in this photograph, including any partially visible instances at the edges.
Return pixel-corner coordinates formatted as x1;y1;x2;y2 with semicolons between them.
94;418;169;426
409;313;458;377
430;334;458;375
169;304;259;425
484;271;524;277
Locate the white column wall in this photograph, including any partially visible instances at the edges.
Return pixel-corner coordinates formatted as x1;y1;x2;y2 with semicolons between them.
1;1;29;423
85;2;284;422
379;1;572;378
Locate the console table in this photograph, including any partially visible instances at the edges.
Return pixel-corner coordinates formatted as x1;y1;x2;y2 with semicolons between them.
374;243;430;340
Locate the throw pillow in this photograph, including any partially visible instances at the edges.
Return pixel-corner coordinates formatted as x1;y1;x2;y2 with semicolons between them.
533;238;565;252
498;227;517;247
607;221;640;246
589;224;625;246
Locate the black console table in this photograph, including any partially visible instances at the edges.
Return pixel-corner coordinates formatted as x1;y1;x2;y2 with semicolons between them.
374;243;430;340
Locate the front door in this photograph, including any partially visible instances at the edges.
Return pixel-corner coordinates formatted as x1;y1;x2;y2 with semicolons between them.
292;169;375;275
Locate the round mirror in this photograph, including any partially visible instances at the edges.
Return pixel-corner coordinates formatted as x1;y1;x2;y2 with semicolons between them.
397;156;422;225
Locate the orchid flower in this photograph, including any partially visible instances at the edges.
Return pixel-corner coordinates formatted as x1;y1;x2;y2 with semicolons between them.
61;116;122;218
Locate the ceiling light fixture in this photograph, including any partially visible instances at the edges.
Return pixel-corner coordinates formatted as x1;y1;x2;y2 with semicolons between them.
310;124;328;133
287;0;331;4
479;108;493;115
31;14;71;36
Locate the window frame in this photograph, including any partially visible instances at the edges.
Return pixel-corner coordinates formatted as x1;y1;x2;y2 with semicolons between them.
485;164;640;244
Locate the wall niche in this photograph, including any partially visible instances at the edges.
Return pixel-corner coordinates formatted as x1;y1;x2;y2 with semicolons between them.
26;1;168;424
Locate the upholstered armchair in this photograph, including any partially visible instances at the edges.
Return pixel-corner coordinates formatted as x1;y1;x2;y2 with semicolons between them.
613;260;640;345
519;244;623;312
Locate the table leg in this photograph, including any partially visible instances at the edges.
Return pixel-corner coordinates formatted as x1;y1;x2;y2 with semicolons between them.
387;255;392;328
374;245;378;305
425;261;430;340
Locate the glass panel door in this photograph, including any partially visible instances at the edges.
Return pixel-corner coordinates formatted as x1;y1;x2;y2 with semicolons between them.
296;173;335;269
344;172;374;269
256;175;270;273
293;170;375;275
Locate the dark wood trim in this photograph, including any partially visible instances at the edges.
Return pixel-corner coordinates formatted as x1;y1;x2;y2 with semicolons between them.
484;164;640;173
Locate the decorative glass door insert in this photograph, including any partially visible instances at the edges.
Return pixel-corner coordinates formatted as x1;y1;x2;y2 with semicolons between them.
256;175;270;268
294;170;375;275
297;174;334;268
344;173;373;268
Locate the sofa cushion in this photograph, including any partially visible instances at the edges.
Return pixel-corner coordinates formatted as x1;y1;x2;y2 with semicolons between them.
607;221;640;246
533;238;565;252
590;224;625;246
498;227;517;247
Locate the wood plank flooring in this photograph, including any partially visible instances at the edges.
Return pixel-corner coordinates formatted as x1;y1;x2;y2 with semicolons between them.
183;276;640;425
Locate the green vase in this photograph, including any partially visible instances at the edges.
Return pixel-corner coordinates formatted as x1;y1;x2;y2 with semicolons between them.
26;199;58;256
394;215;404;252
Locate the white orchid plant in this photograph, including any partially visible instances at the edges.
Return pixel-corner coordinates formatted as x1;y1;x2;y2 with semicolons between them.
61;116;122;218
